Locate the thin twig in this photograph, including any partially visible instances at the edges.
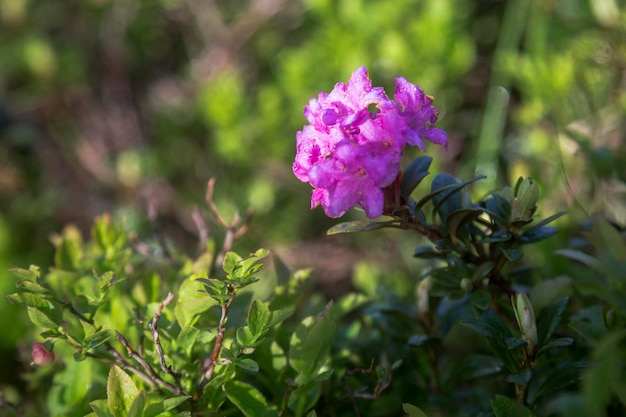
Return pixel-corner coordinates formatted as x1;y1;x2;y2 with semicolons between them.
204;179;253;273
149;292;183;390
191;207;209;252
115;331;184;395
194;284;235;400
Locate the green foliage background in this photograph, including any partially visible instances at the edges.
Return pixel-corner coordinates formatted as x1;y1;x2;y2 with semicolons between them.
0;0;625;414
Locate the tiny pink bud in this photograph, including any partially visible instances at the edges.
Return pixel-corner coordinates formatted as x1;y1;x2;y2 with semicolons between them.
31;342;55;366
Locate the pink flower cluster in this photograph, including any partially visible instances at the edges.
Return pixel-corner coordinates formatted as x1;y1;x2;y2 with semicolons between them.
293;66;448;218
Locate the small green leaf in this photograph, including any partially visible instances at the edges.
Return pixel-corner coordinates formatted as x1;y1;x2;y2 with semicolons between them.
224;380;268;417
234;358;259;372
107;365;139;417
400;155;432;199
174;276;217;327
490;395;536;417
327;220;397;235
223;251;243;276
236;327;258;347
507;369;533;385
448;354;502;382
402;403;429;417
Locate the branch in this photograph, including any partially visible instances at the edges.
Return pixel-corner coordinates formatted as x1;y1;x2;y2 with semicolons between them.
149;292;183;391
194;284;236;400
115;331;185;395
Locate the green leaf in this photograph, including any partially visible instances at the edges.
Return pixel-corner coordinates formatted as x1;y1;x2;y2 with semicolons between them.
144;395;192;417
554;249;604;271
403;403;429;417
499;246;523;261
127;390;147;417
6;292;53;308
9;266;40;281
327;220;397;235
248;300;271;337
224;380;269;417
107;365;139;417
234;358;259;372
289;312;336;384
223;251;243;276
27;307;60;329
415;174;484;221
236;326;259;347
536;297;569;347
400;155;432;199
84;329;113;350
490;395;536;417
89;399;114;417
174;276;217;327
288;381;322;417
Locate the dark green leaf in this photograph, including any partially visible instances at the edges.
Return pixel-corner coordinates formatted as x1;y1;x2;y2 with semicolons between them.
490;395;536;417
507;369;533;385
400;155;432;199
520;226;558;244
506;337;527;350
462;310;518;372
471;290;491;311
527;361;588;404
499;246;523;261
569;306;608;342
413;245;442;259
447;354;503;383
447;208;484;244
537;337;573;355
414;175;485;215
236;327;258;347
479;230;512;244
327;220;397;235
536;297;569;346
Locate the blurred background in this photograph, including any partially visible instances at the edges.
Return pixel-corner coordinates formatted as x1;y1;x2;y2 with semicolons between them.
0;0;624;407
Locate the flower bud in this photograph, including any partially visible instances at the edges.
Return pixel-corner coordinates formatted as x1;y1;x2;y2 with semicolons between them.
460;278;473;293
512;293;538;354
416;277;432;316
31;342;55;366
512;177;538;221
